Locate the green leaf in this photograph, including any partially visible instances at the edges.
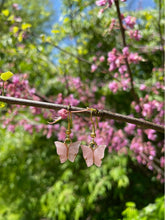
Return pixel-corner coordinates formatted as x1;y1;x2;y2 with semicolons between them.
0;71;13;81
0;102;5;108
51;30;60;34
18;32;23;42
126;202;136;208
12;26;19;34
63;17;69;23
2;9;9;16
21;23;32;30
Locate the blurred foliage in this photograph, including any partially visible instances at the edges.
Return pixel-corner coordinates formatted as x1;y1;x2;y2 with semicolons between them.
122;196;164;220
0;0;164;219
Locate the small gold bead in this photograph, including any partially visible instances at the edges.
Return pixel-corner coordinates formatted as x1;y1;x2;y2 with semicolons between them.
90;133;96;138
66;130;71;135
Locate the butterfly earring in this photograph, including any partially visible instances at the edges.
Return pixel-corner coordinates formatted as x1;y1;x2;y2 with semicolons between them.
55;110;81;163
81;110;106;167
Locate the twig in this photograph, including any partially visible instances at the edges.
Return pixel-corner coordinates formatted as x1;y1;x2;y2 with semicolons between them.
52;43;92;65
34;92;51;102
114;0;140;105
0;96;164;133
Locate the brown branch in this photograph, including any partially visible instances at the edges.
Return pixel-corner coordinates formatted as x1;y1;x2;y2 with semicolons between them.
52;43;92;65
34;92;50;102
0;96;164;133
114;0;140;104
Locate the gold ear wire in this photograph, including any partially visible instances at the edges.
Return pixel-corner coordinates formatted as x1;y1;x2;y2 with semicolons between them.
65;106;72;143
90;109;97;148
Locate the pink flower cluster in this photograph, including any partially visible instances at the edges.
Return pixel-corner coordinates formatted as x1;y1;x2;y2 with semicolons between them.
128;30;142;41
96;0;126;7
107;47;143;72
132;90;164;125
96;0;127;16
104;47;142;93
124;16;136;29
131;136;156;170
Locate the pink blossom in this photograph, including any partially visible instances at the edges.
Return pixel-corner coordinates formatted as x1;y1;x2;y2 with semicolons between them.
124;123;136;135
30;106;42;115
58;126;66;141
107;0;114;7
46;125;53;139
121;78;130;91
91;64;98;72
96;0;106;6
99;56;105;62
124;16;136;29
109;81;119;93
98;9;104;17
131;137;156;168
107;50;117;62
128;52;142;64
111;130;128;151
72;77;82;89
58;109;68;119
145;129;157;141
119;65;127;74
142;103;152;117
12;75;20;84
140;84;146;90
115;57;123;67
160;157;165;168
12;3;20;10
15;17;22;22
24;124;33;134
128;30;142;41
64;94;79;106
109;62;117;71
109;19;116;32
134;104;141;113
8;124;15;132
114;73;119;78
56;93;63;104
92;56;97;62
122;47;129;56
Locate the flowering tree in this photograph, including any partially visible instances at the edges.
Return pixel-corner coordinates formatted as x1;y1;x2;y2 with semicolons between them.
0;0;164;219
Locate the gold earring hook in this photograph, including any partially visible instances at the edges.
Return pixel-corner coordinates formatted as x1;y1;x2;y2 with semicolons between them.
65;105;72;143
90;109;97;148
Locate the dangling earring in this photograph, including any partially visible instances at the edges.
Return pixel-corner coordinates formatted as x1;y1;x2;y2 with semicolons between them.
81;109;106;167
54;109;81;163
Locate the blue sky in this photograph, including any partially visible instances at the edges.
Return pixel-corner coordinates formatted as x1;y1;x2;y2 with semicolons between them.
51;0;155;22
127;0;155;10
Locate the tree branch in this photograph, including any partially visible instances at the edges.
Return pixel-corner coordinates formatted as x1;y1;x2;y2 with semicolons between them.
0;96;164;133
114;0;140;105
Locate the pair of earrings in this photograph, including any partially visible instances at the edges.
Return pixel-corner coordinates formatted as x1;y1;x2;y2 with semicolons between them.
54;109;106;167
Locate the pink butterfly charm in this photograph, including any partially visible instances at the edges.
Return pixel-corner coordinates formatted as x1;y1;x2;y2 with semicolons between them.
55;141;81;163
81;145;106;167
